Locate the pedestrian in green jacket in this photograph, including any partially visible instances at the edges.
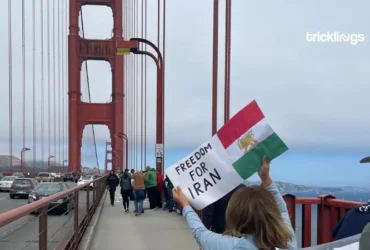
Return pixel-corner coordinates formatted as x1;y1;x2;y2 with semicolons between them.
145;166;157;209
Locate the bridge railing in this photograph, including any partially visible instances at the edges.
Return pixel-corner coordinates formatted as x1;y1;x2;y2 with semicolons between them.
282;194;364;248
0;176;107;250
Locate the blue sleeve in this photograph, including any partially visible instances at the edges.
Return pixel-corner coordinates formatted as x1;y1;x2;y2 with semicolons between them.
182;206;235;250
266;182;298;249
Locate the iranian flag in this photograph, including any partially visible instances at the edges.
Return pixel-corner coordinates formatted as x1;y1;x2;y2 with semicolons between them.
217;100;288;179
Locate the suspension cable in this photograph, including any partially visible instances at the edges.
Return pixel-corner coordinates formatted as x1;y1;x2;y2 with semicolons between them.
32;0;36;173
22;0;26;151
41;0;45;169
47;0;51;170
8;0;13;171
80;8;100;170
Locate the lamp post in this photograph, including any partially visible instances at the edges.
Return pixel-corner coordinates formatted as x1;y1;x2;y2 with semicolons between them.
116;38;165;174
48;155;55;172
62;160;68;173
112;150;121;172
114;133;129;170
20;148;30;173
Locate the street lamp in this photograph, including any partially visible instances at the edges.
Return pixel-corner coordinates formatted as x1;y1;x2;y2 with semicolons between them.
48;155;55;172
114;133;128;170
116;38;165;174
20;148;30;173
62;160;68;173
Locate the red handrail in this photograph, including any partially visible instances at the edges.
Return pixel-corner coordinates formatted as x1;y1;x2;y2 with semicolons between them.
283;194;364;248
0;175;108;249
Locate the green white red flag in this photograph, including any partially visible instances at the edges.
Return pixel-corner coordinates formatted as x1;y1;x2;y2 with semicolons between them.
166;100;288;210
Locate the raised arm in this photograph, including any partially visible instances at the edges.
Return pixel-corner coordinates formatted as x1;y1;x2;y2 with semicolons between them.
182;205;235;250
258;156;297;249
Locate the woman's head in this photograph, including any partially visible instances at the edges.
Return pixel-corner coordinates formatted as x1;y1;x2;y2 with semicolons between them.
110;170;114;175
224;186;293;249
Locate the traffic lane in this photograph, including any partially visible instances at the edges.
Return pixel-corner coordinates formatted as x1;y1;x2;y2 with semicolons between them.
0;183;91;250
0;181;77;214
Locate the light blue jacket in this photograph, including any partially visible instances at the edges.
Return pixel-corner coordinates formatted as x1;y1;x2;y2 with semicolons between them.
182;181;297;250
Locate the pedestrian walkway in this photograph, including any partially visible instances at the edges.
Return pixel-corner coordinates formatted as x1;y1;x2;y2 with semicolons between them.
89;190;199;250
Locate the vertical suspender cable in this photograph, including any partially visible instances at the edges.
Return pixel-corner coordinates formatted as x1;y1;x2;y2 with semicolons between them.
22;0;26;151
8;0;13;171
41;0;45;169
134;1;139;168
58;0;61;166
140;0;144;170
162;0;166;173
32;0;36;173
47;0;51;169
144;0;147;169
224;0;231;123
133;0;137;170
212;0;219;135
53;0;56;164
65;0;68;165
62;0;65;166
157;0;160;50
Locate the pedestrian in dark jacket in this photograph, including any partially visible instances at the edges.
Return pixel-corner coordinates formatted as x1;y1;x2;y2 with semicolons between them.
332;201;370;240
107;170;119;206
202;184;244;233
120;171;132;213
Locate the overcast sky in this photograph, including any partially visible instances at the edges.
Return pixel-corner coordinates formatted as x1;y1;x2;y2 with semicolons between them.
0;1;369;182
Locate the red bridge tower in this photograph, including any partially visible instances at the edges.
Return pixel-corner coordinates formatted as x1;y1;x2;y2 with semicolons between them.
68;0;124;173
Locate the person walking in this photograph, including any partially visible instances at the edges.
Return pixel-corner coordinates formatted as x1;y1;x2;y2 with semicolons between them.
132;170;146;216
165;174;175;212
144;166;157;210
155;170;163;209
106;170;119;207
120;170;132;213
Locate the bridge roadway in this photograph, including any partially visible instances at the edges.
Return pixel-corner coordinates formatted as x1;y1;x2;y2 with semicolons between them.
0;183;89;250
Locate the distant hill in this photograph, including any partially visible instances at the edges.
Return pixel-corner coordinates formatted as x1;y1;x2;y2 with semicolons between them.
0;155;101;174
245;181;344;193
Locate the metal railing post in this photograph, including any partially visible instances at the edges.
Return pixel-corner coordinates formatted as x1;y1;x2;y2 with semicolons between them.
86;187;90;215
39;206;48;250
73;190;79;248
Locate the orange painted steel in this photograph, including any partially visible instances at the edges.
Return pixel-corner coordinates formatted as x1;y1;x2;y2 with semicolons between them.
282;194;364;248
0;176;107;250
68;0;125;173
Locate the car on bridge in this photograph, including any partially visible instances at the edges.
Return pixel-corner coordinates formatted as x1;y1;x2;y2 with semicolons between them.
77;175;94;189
12;172;25;178
9;178;39;199
28;182;73;214
35;172;54;182
0;176;17;192
62;173;74;182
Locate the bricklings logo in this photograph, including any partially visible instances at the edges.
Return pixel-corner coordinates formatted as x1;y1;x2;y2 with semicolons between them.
306;31;365;45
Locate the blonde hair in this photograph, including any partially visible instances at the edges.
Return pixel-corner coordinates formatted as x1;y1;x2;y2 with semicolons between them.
224;186;293;249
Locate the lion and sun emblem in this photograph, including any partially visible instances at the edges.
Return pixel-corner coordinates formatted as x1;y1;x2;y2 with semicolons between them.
237;130;258;154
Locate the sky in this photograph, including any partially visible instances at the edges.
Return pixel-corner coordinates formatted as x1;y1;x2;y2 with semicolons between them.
0;0;370;187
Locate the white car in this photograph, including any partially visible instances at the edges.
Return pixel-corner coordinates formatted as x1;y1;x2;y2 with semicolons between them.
77;175;94;189
0;176;17;192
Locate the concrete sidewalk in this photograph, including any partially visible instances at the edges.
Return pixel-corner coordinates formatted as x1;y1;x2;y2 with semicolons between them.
89;190;199;250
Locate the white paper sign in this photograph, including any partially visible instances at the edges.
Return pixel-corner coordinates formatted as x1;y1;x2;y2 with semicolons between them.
166;136;243;210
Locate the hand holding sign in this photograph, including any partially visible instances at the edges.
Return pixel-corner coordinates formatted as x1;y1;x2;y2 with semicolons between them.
166;100;288;210
172;186;190;208
258;156;272;188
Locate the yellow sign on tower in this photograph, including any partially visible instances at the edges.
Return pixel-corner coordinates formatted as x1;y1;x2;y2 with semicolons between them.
116;48;130;56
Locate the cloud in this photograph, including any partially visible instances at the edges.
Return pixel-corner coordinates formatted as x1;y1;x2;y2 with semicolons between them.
0;0;369;168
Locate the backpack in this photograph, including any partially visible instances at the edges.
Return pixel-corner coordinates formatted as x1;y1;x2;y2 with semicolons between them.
120;177;131;190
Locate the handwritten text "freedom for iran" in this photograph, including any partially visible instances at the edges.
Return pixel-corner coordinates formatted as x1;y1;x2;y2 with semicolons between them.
175;143;222;199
